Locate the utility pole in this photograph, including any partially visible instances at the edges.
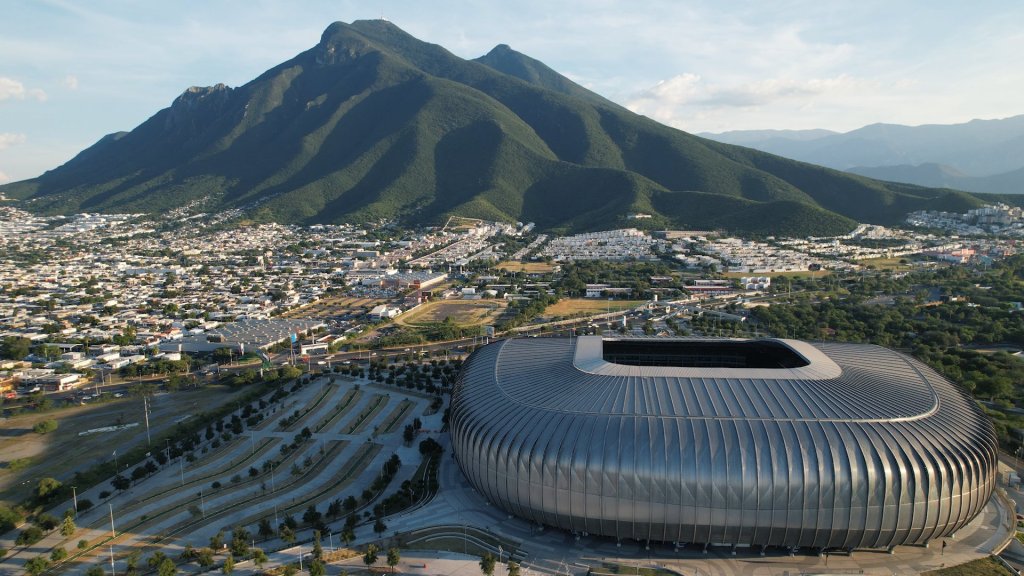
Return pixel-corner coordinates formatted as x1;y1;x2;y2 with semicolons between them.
108;503;115;538
72;486;78;514
110;545;116;576
143;395;151;446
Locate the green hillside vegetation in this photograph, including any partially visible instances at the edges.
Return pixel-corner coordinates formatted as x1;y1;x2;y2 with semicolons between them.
2;20;990;236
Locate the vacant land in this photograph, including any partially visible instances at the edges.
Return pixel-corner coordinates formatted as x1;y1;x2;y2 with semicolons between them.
0;385;251;505
397;300;507;327
855;257;917;271
496;261;557;274
545;299;646;317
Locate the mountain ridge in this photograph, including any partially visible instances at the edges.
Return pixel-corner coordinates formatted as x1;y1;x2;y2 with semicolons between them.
1;20;989;235
702;115;1024;195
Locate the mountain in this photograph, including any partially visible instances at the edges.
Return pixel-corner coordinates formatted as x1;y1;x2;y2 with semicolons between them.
0;20;988;236
850;163;1024;195
703;116;1024;177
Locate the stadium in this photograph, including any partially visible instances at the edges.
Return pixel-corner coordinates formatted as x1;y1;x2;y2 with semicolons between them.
449;336;997;551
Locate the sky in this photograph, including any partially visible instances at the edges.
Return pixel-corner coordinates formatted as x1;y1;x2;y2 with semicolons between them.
2;0;1023;183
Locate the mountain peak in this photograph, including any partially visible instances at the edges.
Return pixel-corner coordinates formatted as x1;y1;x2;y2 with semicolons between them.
1;20;986;236
487;43;515;55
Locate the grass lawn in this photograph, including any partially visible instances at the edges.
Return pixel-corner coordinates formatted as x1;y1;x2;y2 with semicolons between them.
921;556;1015;575
545;298;646;317
397;300;507;327
496;261;557;274
0;385;252;505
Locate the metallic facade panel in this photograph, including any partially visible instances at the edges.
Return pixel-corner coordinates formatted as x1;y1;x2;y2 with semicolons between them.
450;337;997;549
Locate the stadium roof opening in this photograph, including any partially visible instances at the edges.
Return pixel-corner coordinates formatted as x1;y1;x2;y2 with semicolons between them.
601;338;809;368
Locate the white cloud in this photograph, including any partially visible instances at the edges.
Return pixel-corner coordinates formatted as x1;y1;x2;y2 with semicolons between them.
63;75;79;90
0;170;9;184
0;77;47;102
0;133;27;149
626;74;880;132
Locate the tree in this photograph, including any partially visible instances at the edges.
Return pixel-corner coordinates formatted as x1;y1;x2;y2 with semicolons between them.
36;513;59;530
251;548;268;569
196;548;215;568
222;552;234;574
230;526;250;557
327;498;342;519
25;556;49;576
111;474;130;492
258;517;275;540
209;529;225;552
60;515;76;537
303;504;322;527
126;550;141;572
280;525;296;545
479;552;497;576
50;546;67;562
157;557;177;576
147;551;168;570
374;518;387;536
309;560;326;576
342;527;355;548
508;561;521;576
312;530;323;560
86;567;106;576
36;477;62;500
387;547;401;572
363;544;379;568
16;526;43;545
0;336;31;360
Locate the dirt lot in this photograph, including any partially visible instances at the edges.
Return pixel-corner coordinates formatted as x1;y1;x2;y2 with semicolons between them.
397;300;507;327
496;261;557;274
544;298;646;317
0;385;252;505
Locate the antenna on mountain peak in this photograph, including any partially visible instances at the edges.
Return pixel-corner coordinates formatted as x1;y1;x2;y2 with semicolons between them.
380;10;387;21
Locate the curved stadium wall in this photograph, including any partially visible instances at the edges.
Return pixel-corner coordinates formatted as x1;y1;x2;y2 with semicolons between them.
449;336;997;550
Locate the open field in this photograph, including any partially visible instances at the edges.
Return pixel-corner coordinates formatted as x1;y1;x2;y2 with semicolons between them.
278;296;387;319
496;261;557;274
0;385;252;505
397;300;507;327
544;298;646;317
854;257;919;271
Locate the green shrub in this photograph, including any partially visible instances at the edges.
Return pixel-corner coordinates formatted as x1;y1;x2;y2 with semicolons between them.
7;457;31;470
33;419;58;434
16;526;43;545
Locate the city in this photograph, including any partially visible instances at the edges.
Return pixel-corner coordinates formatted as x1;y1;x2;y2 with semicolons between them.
3;5;1024;576
2;201;1024;575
